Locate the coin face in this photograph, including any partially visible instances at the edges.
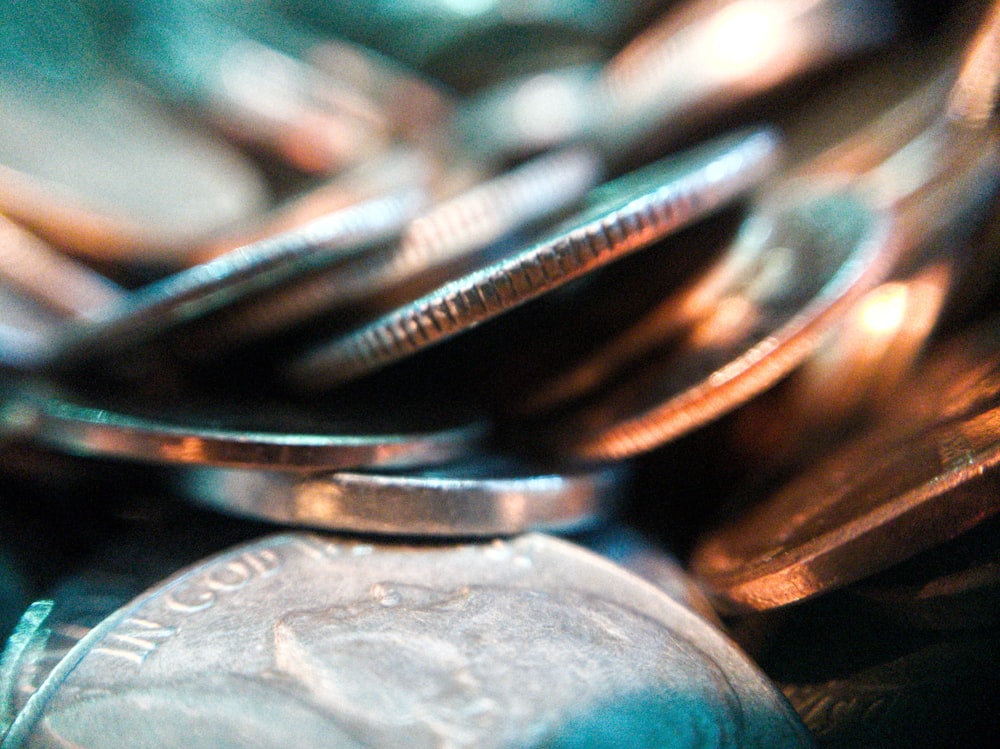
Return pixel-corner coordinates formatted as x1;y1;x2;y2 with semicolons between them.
4;534;811;748
539;181;896;460
689;321;1000;612
175;456;625;536
287;127;780;389
2;382;486;472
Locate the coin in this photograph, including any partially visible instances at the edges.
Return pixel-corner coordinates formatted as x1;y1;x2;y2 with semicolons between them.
287;127;780;389
689;318;1000;612
174;455;624;536
53;186;424;365
579;526;724;626
0;215;123;319
594;0;899;155
781;631;1000;749
2;533;811;748
1;381;485;472
851;515;1000;630
112;0;395;174
0;1;268;263
539;181;896;460
186;146;602;354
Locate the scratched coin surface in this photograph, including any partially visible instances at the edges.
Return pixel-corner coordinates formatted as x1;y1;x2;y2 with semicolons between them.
689;319;1000;613
2;533;811;748
1;381;485;472
287;127;779;389
175;456;624;536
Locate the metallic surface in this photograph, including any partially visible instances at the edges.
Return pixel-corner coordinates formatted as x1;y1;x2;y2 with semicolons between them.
54;187;425;364
287;127;780;388
690;317;1000;612
1;382;485;472
544;183;896;460
188;146;602;353
0;1;268;262
2;533;811;748
175;457;624;536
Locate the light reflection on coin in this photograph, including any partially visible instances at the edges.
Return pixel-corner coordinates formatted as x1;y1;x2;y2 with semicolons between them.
186;146;602;354
690;319;1000;612
174;456;624;536
0;215;123;319
287;127;779;389
2;533;811;748
540;182;895;460
1;381;485;472
53;186;424;365
594;0;898;155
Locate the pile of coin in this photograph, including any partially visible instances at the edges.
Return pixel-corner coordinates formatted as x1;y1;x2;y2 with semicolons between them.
1;0;998;746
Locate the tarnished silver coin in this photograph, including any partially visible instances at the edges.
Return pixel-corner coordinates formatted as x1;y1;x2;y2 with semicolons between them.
174;456;624;536
54;187;424;364
0;381;485;472
287;127;780;389
0;1;268;262
2;533;811;748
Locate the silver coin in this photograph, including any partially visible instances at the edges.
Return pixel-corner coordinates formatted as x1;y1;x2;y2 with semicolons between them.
174;456;624;536
579;526;723;627
1;382;485;472
54;186;424;364
539;181;896;460
115;1;396;174
593;0;898;155
2;533;811;748
454;63;602;159
0;3;268;263
187;146;602;354
287;127;780;389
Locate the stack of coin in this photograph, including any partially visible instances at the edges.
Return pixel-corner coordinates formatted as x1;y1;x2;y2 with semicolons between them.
1;0;998;746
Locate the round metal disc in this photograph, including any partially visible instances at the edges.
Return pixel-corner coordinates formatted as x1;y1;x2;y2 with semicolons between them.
3;533;811;748
55;187;424;364
0;74;267;263
287;127;780;389
185;146;602;355
174;456;626;536
689;318;1000;613
2;382;485;472
541;181;897;460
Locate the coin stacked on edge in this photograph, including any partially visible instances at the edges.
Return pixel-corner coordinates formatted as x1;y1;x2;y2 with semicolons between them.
1;0;998;747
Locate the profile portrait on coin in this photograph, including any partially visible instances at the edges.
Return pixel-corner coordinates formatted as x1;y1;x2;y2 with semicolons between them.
36;581;752;748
